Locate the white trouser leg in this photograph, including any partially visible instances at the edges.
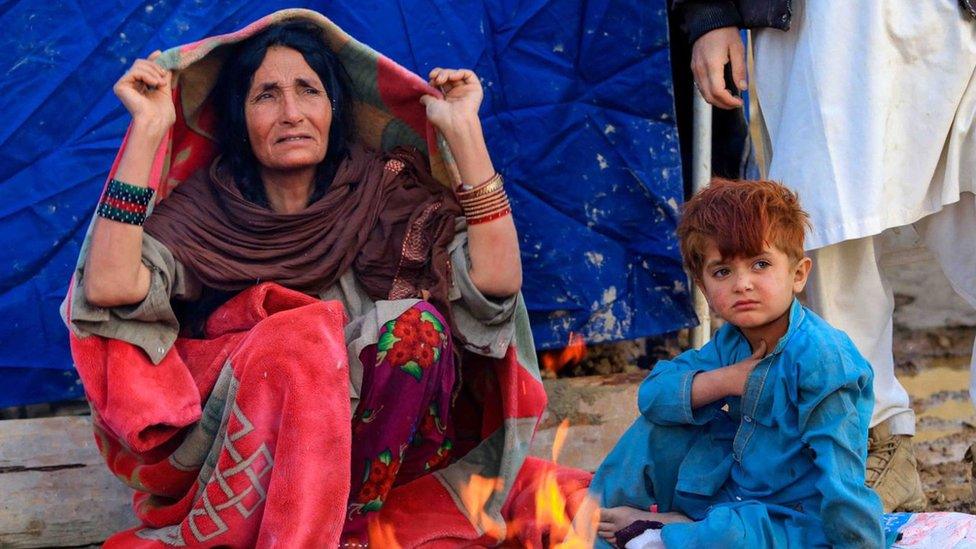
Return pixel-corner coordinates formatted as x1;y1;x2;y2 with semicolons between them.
805;236;916;435
914;193;976;408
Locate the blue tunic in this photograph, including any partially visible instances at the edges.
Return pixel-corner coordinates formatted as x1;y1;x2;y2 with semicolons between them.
591;300;888;548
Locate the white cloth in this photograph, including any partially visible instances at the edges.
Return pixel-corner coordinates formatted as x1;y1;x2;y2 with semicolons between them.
625;528;664;549
754;0;976;250
806;195;976;433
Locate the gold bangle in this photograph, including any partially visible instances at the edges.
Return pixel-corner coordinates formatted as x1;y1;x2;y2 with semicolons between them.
463;197;510;217
463;172;500;190
460;192;509;211
458;185;505;204
457;173;504;199
461;195;509;214
463;172;502;193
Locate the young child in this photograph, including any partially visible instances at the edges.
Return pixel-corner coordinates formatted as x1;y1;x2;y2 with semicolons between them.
588;179;887;548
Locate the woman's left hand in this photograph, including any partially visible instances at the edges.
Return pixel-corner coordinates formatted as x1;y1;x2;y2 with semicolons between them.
421;68;483;136
422;68;520;297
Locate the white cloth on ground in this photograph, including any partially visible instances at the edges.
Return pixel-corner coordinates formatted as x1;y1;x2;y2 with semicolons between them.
624;528;664;549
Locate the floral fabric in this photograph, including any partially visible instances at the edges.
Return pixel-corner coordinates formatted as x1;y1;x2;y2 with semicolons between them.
345;301;455;541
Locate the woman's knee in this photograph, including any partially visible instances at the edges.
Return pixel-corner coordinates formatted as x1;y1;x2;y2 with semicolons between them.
240;310;348;385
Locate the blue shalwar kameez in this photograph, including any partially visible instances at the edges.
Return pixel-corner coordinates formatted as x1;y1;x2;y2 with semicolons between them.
591;300;888;548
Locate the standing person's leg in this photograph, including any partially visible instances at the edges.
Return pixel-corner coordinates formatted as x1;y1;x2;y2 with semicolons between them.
805;235;925;511
806;236;915;432
914;194;976;408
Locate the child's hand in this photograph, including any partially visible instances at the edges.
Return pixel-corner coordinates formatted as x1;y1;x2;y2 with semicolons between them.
598;506;692;544
724;339;767;397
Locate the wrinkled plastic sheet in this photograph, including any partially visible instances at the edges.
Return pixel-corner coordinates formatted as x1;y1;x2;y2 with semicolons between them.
887;512;976;548
0;0;692;406
624;513;976;549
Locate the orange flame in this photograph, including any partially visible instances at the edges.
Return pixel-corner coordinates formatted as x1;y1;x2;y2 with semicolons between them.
372;403;597;547
458;474;506;539
366;519;402;549
541;332;588;375
535;466;571;542
538;420;592;548
551;419;569;462
450;420;596;547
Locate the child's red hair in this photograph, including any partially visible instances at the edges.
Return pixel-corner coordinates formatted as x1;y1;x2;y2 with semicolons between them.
678;178;810;278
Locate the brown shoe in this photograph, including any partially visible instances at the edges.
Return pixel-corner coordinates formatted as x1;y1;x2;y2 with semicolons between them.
866;419;927;512
965;443;976;503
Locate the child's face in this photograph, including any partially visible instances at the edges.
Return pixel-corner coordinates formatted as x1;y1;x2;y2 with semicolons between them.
698;240;812;332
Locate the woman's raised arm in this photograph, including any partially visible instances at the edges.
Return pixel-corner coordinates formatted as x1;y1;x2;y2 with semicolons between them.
421;68;521;297
83;53;175;307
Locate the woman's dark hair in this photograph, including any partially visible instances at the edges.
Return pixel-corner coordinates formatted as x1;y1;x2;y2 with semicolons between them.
211;21;354;207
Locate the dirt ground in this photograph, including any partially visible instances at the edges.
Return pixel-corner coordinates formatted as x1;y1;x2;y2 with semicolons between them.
894;326;975;513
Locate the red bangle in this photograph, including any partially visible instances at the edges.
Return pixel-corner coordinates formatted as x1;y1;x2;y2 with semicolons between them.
467;207;511;225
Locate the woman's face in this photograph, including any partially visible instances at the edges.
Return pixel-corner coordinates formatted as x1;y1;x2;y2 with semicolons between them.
244;46;332;176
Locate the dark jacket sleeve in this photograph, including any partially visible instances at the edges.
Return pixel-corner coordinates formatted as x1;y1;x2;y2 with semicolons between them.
671;0;743;44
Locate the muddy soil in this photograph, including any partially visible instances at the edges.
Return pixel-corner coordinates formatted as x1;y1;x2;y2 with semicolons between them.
889;231;976;514
894;327;975;513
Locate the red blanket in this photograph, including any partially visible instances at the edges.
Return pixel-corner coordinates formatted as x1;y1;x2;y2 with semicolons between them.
72;284;352;546
68;282;590;547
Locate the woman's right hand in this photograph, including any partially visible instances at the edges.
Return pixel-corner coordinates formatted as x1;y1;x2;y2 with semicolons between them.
85;52;171;308
113;51;175;130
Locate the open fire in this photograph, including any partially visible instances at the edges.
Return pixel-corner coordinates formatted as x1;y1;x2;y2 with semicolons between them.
540;332;588;376
366;419;596;547
532;419;593;549
457;420;595;548
368;331;597;547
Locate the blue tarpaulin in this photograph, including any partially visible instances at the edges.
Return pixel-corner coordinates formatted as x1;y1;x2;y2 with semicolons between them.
0;0;694;407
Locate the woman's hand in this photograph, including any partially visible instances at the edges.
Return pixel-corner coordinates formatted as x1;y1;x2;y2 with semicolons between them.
85;52;172;308
420;67;521;297
113;51;175;132
420;68;483;138
691;26;746;109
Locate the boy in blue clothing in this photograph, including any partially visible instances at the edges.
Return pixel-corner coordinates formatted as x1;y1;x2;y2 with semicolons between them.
588;179;887;548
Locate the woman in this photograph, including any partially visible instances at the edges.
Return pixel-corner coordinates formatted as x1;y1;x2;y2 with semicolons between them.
63;10;579;548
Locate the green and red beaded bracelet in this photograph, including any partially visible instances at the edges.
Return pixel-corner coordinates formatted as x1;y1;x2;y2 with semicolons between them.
96;178;155;226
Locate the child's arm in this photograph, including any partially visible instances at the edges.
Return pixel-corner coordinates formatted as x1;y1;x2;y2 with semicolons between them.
690;340;766;408
639;341;766;425
798;358;886;548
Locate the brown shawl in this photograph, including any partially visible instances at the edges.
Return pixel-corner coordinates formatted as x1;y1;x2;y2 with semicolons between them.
144;144;461;317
